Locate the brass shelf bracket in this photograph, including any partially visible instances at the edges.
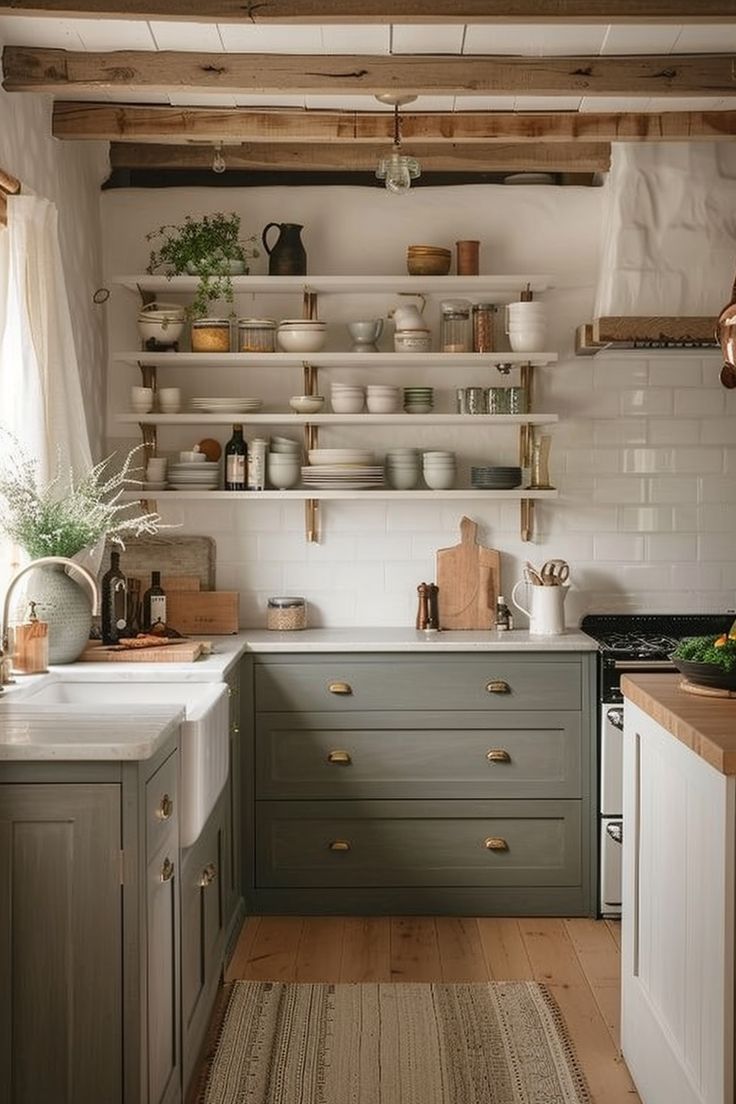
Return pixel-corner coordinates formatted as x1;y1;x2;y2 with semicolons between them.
520;499;535;543
305;498;320;543
519;363;536;542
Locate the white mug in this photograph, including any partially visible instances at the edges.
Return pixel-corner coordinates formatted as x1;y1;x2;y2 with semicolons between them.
131;386;153;412
511;580;569;635
158;387;181;412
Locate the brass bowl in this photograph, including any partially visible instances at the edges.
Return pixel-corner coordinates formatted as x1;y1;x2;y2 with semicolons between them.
407;253;452;276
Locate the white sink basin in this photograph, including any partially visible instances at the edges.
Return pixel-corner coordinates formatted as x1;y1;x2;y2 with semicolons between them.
19;678;230;847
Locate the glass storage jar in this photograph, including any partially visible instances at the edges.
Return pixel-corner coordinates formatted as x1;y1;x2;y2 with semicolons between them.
267;596;307;631
191;318;231;353
472;303;495;353
440;300;472;353
238;318;277;353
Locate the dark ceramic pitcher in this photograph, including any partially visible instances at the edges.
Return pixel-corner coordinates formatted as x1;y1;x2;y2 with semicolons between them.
262;222;307;276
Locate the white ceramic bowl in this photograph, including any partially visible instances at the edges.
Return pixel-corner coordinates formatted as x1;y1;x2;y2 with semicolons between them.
509;333;547;352
179;451;206;463
331;397;365;414
289;395;326;414
138;318;185;345
366;397;400;413
423;470;456;490
387;468;420;489
277;329;327;353
267;456;300;489
347;319;383;344
308;449;374;465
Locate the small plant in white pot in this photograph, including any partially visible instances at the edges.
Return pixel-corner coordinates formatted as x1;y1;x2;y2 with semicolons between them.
146;211;259;318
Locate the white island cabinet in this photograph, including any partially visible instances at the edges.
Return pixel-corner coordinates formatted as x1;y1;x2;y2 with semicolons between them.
621;675;736;1104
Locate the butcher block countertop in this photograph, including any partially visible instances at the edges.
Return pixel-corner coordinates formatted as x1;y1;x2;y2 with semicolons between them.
622;673;736;775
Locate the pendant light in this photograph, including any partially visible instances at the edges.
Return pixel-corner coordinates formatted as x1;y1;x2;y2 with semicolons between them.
375;94;421;195
212;143;226;174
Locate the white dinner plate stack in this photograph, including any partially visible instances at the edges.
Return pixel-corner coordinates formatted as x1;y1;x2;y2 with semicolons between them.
304;448;382;490
167;461;221;491
190;397;263;414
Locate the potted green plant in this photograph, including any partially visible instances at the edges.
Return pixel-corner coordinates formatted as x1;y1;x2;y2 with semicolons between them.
146;212;259;318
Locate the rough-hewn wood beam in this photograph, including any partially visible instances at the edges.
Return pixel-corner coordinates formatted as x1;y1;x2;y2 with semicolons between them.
53;102;736;144
109;139;611;172
0;2;733;22
5;47;734;97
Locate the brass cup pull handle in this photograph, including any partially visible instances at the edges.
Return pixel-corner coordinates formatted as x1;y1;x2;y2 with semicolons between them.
156;793;174;821
486;680;511;694
329;840;351;852
160;857;175;882
199;863;217;888
486;749;511;764
328;681;353;696
327;750;352;765
484;837;509;852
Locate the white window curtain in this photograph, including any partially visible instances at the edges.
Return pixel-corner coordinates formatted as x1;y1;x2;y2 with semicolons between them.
0;194;95;588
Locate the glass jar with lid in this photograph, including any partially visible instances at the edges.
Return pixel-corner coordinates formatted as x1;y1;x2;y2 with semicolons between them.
440;300;472;353
191;318;231;353
267;596;307;631
472;303;496;353
238;318;277;353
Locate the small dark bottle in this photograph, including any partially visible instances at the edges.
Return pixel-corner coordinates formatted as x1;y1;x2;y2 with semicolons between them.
225;424;247;491
101;550;127;644
143;571;167;633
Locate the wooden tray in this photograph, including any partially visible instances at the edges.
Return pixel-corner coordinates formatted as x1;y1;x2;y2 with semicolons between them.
680;678;736;700
79;640;209;663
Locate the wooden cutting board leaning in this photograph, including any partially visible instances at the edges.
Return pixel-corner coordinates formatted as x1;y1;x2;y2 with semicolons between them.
435;516;500;630
79;640;210;663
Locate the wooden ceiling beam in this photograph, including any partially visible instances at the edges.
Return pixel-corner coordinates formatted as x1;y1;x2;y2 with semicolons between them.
0;2;733;22
53;103;736;144
5;46;734;97
109;139;611;172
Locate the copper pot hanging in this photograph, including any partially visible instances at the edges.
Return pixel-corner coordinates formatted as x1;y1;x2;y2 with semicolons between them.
717;270;736;388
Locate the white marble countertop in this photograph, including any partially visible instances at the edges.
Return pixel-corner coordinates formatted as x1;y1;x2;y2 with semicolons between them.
238;627;598;652
0;627;597;761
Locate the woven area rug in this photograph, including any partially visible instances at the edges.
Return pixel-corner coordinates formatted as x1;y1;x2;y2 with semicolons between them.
200;980;591;1104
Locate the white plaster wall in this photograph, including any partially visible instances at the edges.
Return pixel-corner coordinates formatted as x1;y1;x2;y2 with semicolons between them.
0;75;109;456
102;170;736;628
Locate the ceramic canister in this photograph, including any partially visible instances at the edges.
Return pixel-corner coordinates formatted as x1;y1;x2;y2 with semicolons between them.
511;580;569;635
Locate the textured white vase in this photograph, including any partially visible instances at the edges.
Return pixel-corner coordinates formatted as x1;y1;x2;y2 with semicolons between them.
14;564;93;663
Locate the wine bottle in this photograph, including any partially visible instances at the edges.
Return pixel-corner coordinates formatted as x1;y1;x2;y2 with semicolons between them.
225;424;247;491
143;571;167;633
101;549;128;644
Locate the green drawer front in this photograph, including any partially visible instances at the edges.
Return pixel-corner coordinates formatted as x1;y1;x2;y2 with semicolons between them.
255;711;582;800
145;750;178;862
255;657;581;713
255;799;581;888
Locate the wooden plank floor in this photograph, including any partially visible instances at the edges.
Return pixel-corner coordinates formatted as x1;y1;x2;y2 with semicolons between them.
226;915;640;1104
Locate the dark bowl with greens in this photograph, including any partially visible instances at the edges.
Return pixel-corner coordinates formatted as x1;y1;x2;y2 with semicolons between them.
670;634;736;691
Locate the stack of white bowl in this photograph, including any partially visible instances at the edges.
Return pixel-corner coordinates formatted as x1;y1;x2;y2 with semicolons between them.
385;448;421;489
506;301;547;353
137;302;186;346
144;456;167;491
366;384;400;414
423;450;456;490
277;319;327;353
268;436;302;489
331;383;365;413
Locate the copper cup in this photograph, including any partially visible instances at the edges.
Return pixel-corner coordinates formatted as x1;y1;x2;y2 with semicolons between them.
456;240;480;276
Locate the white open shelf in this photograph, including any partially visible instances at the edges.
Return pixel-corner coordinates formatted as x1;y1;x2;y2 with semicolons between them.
114;351;557;368
116;413;558;427
122;489;558;502
112;274;552;296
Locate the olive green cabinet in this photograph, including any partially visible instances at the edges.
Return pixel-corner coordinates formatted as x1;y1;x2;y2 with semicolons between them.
249;652;596;916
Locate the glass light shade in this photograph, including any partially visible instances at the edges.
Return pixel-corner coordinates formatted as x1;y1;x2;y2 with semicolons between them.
376;151;421;194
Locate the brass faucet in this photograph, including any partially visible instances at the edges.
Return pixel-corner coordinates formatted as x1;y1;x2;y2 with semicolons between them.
0;556;99;691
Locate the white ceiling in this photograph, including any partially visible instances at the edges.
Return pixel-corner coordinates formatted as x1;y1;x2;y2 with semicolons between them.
1;15;735;114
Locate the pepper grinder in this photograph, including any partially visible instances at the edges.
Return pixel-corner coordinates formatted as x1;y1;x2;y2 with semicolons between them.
416;583;430;630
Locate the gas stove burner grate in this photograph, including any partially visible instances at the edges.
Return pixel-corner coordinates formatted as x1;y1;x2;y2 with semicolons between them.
595;632;681;657
581;613;734;661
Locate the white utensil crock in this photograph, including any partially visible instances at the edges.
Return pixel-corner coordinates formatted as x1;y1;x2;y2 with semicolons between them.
511;580;568;635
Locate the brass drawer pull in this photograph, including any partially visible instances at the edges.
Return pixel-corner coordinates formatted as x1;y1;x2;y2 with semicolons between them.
199;863;217;888
160;857;175;882
156;793;174;821
486;749;511;764
486;680;511;694
327;750;352;765
329;840;351;852
484;837;509;852
328;681;353;696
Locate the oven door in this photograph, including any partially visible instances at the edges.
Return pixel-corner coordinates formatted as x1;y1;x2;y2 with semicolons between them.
600;817;622;915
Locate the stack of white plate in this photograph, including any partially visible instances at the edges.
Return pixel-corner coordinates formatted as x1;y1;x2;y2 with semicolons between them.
190;397;263;414
404;387;434;414
301;466;384;491
167;461;221;491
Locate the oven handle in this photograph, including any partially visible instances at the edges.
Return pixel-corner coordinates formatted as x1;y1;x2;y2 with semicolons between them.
612;660;676;670
606;822;623;845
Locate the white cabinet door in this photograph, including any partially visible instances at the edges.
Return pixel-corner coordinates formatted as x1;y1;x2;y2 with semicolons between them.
622;701;735;1104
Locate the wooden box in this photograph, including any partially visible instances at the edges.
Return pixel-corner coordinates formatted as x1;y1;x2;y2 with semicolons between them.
166;591;239;636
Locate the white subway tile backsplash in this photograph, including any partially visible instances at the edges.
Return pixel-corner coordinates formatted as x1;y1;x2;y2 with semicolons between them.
706;419;736;445
354;534;413;561
648;476;699;503
620;389;674;417
618;506;674;532
645;534;698;561
698;533;736;562
648;360;704;388
594;476;648;503
257;533;308;562
562;448;620;473
593;419;648;447
593;360;648;389
593;534;645;561
647;419;700;446
622;448;674;473
674;389;725;416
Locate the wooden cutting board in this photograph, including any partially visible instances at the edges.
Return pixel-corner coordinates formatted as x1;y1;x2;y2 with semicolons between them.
435;516;500;630
79;640;208;663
